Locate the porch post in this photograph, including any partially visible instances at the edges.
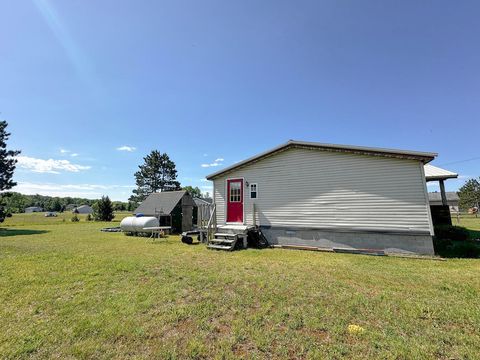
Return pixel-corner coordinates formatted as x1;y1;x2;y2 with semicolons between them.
439;179;447;206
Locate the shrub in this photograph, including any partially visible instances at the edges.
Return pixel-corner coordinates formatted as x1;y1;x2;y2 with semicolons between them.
86;214;92;221
92;196;114;222
71;215;80;222
433;225;480;258
444;241;480;259
434;225;469;242
432;237;452;255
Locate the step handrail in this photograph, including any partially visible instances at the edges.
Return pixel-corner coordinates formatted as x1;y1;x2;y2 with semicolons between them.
206;203;216;242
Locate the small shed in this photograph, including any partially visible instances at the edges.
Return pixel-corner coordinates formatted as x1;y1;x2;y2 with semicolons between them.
429;192;460;213
193;197;212;207
134;191;195;233
73;205;93;214
193;197;213;225
25;206;43;213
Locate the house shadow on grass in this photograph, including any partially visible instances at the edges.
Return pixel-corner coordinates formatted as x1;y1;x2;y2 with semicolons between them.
0;228;50;237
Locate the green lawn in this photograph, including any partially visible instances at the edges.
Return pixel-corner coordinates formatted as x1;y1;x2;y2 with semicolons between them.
1;218;479;359
4;211;132;226
452;214;480;239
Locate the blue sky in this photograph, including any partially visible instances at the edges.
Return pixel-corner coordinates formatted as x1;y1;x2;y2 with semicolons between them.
1;0;479;201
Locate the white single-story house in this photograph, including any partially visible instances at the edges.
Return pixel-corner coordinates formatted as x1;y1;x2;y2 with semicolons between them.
206;140;457;255
429;192;459;213
25;206;43;213
72;205;93;214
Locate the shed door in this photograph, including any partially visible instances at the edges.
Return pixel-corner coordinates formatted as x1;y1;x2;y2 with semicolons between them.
226;179;243;223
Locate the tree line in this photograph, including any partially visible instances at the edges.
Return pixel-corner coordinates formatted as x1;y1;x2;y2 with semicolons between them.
0;120;209;221
1;192;132;214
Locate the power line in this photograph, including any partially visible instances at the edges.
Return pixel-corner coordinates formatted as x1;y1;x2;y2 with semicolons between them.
438;156;480;167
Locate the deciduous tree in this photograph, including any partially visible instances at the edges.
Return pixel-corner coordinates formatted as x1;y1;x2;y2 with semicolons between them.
182;186;202;198
459;178;480;215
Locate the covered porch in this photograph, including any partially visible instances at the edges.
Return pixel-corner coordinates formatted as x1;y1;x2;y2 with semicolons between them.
424;164;458;225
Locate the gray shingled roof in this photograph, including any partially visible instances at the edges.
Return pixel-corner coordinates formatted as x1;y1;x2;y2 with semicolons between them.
193;197;212;206
134;191;187;215
428;192;459;202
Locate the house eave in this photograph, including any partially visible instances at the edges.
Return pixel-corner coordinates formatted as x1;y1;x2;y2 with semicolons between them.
206;140;437;180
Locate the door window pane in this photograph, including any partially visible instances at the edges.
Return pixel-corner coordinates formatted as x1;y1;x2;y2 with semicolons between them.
230;182;241;202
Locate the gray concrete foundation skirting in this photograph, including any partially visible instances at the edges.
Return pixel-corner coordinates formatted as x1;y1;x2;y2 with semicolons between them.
260;227;435;255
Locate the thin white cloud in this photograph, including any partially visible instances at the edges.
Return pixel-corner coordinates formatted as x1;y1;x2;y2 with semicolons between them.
16;156;91;174
201;157;224;168
11;182;134;199
116;145;136;152
60;148;70;154
70;153;79;157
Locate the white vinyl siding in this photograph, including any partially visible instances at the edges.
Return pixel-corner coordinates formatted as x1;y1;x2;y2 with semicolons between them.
213;147;432;234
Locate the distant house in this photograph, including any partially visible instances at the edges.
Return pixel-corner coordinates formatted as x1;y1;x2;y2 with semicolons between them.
65;204;78;211
25;206;43;213
73;205;93;214
134;191;195;233
429;192;459;213
206;140;458;255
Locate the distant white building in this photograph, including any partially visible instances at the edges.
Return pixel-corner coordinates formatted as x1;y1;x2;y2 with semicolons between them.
73;205;93;214
25;206;43;213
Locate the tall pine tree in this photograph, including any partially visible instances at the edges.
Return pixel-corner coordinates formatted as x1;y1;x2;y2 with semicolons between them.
129;151;180;204
0;121;20;191
0;121;21;222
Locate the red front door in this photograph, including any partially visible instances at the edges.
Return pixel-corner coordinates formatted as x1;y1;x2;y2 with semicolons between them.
227;179;243;223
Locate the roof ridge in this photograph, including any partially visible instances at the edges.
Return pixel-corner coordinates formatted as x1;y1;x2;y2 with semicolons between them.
207;140;437;180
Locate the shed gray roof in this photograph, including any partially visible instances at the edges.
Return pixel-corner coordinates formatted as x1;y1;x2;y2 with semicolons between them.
193;197;212;206
206;140;437;180
134;191;187;215
428;192;459;202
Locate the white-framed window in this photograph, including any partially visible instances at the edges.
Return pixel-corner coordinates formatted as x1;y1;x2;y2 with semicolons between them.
250;183;258;199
